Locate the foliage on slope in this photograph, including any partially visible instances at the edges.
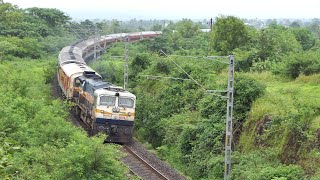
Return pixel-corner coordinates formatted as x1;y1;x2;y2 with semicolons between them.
0;3;75;60
0;3;130;179
239;72;320;177
0;58;127;179
89;16;320;179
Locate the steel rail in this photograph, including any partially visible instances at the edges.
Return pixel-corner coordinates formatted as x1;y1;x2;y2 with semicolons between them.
123;145;170;180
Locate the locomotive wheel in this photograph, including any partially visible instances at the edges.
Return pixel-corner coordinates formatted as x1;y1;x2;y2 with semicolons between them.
75;106;81;119
90;123;97;136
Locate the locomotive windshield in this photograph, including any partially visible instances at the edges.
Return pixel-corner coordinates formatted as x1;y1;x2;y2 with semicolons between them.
119;97;134;108
100;96;116;106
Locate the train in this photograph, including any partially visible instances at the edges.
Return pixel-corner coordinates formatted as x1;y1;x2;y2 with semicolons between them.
57;31;162;143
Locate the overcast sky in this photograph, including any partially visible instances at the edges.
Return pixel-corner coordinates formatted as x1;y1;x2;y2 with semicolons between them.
5;0;320;20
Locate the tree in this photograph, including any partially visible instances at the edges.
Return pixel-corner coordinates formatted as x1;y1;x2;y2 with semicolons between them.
151;24;162;31
175;19;200;38
308;20;320;39
290;27;316;50
111;19;121;33
211;16;249;55
290;21;301;28
25;7;70;27
255;24;302;61
130;53;151;77
0;3;22;24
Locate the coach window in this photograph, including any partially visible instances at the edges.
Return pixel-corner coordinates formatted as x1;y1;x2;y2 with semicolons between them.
100;96;116;106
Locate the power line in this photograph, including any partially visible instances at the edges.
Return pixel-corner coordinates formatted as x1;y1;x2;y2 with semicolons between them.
68;23;107;53
139;75;193;81
65;23;119;76
169;55;229;64
160;50;207;91
135;50;230;100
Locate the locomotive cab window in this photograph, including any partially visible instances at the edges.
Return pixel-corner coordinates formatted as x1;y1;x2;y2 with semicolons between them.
119;97;134;108
100;96;116;106
74;79;81;87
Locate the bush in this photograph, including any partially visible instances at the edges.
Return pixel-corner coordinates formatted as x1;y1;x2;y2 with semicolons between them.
130;53;151;77
200;75;266;122
0;59;127;179
0;36;44;59
275;50;320;78
232;149;306;180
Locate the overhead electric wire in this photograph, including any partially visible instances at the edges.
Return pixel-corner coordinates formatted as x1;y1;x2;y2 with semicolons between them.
160;49;207;91
139;75;193;81
67;24;86;41
68;23;108;53
169;55;229;64
140;49;233;99
66;23;119;75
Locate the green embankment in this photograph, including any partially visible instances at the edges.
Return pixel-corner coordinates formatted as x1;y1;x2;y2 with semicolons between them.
240;72;320;176
0;58;127;179
89;48;320;179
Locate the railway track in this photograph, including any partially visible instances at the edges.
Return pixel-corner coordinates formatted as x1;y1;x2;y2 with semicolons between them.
121;140;186;180
122;145;169;180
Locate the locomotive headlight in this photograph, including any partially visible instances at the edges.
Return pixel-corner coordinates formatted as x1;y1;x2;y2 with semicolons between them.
124;128;131;135
128;112;131;117
98;126;105;132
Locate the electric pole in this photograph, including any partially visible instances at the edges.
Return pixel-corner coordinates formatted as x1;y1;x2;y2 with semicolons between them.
224;55;234;180
93;26;98;60
209;18;213;31
124;36;129;90
93;27;96;60
139;53;235;179
92;24;102;60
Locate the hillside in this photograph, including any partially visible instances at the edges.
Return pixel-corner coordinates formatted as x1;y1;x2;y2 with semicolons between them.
0;3;128;179
89;18;320;179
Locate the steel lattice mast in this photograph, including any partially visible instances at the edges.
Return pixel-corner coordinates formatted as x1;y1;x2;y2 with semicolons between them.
123;36;129;90
224;55;235;179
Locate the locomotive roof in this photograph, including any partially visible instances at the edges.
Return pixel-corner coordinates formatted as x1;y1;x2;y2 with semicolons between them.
61;63;99;77
95;87;136;99
82;77;111;88
58;46;85;65
78;74;135;98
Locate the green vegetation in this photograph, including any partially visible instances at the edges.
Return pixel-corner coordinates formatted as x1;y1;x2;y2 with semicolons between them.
0;2;75;61
0;2;128;179
2;1;320;178
0;59;127;179
90;16;320;179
